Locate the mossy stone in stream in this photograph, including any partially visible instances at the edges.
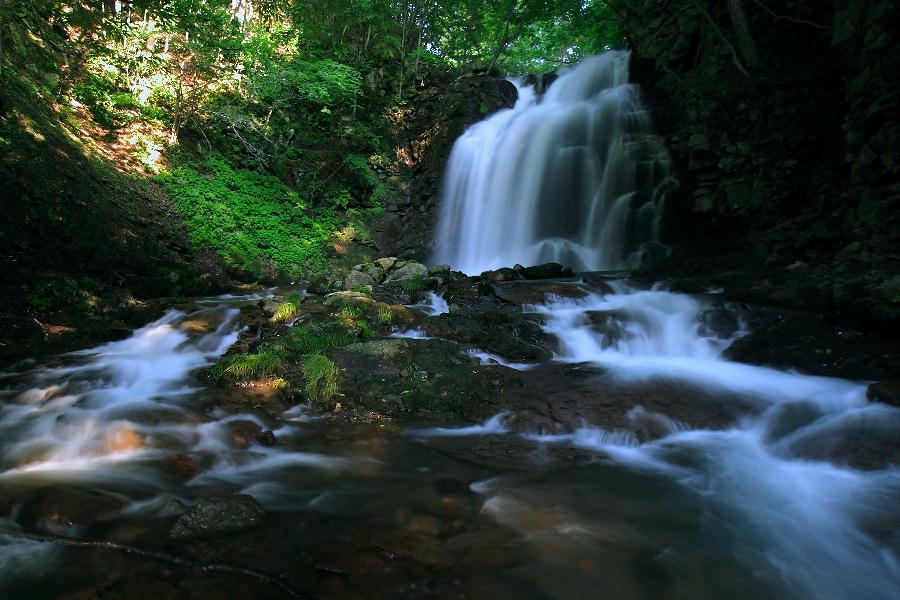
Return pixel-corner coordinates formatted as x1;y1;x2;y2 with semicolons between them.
327;339;515;421
169;494;266;540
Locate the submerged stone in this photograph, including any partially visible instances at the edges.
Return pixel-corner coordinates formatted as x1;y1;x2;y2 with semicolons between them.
169;494;266;539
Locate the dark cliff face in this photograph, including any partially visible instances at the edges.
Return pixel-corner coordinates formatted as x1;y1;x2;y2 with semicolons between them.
618;0;899;330
374;74;517;260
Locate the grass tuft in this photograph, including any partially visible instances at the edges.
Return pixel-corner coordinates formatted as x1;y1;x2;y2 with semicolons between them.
270;293;305;324
303;354;339;402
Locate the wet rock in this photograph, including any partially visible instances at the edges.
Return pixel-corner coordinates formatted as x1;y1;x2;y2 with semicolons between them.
315;544;387;578
362;528;455;569
867;381;900;408
423;311;552;362
580;273;616;295
225;419;263;449
0;494;14;516
327;338;513;420
443;277;509;312
481;267;523;283
169;494;266;540
434;478;471;496
428;264;451;277
698;307;741;338
29;487;125;529
492;281;588;305
406;514;445;536
723;305;900;380
256;430;278;446
869;275;900;304
168;453;201;481
520;262;571;280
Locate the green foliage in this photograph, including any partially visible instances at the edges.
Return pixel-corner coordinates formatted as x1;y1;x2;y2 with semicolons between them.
350;285;373;297
400;277;426;296
338;306;363;319
158;153;336;278
276;325;356;356
21;276;92;313
377;305;394;325
302;354;339;402
214;350;280;379
269;293;305;323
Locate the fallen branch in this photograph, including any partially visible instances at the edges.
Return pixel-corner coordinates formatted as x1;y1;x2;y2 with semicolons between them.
0;528;303;599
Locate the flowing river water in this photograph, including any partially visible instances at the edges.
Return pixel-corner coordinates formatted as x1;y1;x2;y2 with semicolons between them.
2;50;899;598
1;282;898;598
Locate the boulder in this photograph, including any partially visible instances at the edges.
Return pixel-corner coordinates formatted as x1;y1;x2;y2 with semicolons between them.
343;270;377;290
169;494;266;540
375;257;398;271
480;268;522;283
383;261;428;284
520;263;569;280
428;264;451;276
324;291;376;309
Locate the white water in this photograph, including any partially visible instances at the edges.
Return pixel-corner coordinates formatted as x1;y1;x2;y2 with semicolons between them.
433;52;673;274
407;292;450;316
0;301;349;502
439;283;900;599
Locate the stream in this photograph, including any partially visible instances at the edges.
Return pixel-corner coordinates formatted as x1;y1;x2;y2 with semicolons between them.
1;281;898;599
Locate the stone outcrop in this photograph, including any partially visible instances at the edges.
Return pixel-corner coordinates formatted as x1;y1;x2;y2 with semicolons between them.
615;0;899;331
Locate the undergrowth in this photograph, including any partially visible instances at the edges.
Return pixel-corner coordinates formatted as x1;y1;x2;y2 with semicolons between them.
158;152;336;278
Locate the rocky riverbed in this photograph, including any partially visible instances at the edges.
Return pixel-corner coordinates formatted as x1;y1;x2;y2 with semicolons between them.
1;260;898;599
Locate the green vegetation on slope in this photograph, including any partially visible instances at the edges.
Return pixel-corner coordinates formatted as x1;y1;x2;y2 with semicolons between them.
158;153;336;279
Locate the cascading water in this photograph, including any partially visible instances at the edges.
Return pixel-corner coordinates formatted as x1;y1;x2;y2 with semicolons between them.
433;51;673;274
421;283;900;599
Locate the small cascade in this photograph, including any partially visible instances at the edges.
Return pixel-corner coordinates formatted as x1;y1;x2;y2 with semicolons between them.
433;51;672;274
430;282;900;599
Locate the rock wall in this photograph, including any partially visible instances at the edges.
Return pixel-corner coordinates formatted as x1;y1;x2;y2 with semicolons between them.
617;0;899;329
374;73;517;260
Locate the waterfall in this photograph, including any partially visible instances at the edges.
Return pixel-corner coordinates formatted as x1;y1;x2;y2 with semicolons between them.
433;51;673;275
